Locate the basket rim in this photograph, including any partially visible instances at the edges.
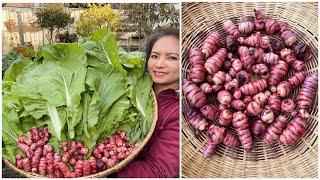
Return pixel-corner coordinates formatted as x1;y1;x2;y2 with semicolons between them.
3;90;159;178
181;2;318;178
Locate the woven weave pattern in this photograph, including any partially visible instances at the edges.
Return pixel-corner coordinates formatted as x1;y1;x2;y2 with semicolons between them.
182;2;318;178
4;91;158;178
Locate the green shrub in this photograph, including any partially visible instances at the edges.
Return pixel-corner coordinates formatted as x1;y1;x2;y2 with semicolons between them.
35;4;74;43
2;49;20;75
56;31;78;43
76;4;119;37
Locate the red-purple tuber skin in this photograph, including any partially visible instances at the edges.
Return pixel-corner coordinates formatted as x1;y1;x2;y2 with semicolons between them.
254;9;265;30
39;157;47;176
188;48;206;83
251;120;266;138
281;98;297;116
189;47;205;65
292;60;306;72
217;90;233;105
203;125;226;158
243;96;253;105
280;116;308;145
203;142;216;158
207;125;226;143
268;61;289;87
297;73;318;118
200;83;213;94
278;22;297;46
252;64;269;77
233;90;242;100
288;71;306;87
59;162;76;178
22;158;31;172
75;160;83;177
223;132;240;148
247;101;263;116
263;115;288;145
236;70;250;85
219;109;233;126
294;43;312;61
212;71;226;85
263;52;279;65
238;32;261;47
284;54;306;72
200;104;220;121
261;109;275;124
238;46;250;57
229;68;237;77
224;20;240;38
255;19;265;31
281;30;297;47
278;22;289;33
254;9;265;20
253;91;270;105
276;81;292;97
185;108;208;131
205;48;227;75
240;55;254;69
224;79;239;92
31;147;42;170
201;31;220;58
265;19;278;34
238;79;268;97
232;58;243;72
226;35;239;53
16;155;23;169
219;104;228;111
280;48;293;60
232;112;253;151
182;79;207;108
225;73;232;83
259;35;271;49
212;84;224;93
207;75;214;84
251;47;264;63
231;99;246;111
271;40;284;54
283;52;295;63
238;21;254;34
267;93;282;113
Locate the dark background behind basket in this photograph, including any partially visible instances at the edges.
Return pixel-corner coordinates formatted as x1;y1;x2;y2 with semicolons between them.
181;2;318;178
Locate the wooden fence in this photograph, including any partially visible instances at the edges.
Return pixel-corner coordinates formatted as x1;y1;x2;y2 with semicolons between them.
2;7;84;53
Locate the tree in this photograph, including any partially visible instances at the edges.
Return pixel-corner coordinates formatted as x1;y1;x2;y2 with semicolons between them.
35;4;74;43
117;3;179;36
65;3;110;8
76;4;119;37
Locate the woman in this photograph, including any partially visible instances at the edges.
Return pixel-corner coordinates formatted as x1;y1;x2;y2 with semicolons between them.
116;28;180;178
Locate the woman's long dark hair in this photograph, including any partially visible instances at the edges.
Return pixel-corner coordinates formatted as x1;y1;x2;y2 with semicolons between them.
144;28;180;73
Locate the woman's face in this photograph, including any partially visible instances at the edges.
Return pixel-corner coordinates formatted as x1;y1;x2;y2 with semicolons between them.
147;36;180;90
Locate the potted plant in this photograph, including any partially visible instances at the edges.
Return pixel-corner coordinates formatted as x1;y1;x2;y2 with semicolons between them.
14;42;34;57
31;22;40;30
4;19;17;32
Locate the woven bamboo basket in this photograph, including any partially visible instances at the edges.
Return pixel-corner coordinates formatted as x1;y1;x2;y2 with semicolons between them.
3;90;158;178
182;2;318;178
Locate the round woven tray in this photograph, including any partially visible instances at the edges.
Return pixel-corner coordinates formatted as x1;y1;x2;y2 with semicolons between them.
182;2;318;178
4;90;158;178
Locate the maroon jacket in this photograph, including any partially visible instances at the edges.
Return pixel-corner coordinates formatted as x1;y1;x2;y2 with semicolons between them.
117;89;180;178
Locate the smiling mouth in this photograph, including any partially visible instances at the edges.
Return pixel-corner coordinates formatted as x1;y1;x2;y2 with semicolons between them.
154;71;168;77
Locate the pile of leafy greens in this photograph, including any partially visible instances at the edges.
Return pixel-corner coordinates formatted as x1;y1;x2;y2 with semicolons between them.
2;29;154;164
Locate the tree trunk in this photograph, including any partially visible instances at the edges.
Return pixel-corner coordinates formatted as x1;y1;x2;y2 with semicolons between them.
138;5;142;51
17;11;25;45
49;28;54;44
